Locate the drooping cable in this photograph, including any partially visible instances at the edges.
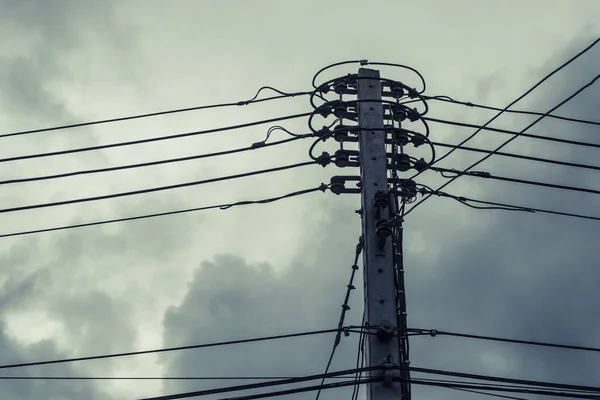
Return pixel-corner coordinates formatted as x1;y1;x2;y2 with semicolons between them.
0;161;318;215
0;135;309;186
0;327;368;370
430;140;600;172
409;327;600;353
0;112;312;163
0;185;329;239
315;236;364;400
139;367;382;400
0;86;311;139
430;165;600;197
424;117;600;150
434;191;600;222
425;95;600;126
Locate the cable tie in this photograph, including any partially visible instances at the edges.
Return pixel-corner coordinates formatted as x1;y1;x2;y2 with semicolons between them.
251;141;266;149
318;183;328;192
360;59;369;65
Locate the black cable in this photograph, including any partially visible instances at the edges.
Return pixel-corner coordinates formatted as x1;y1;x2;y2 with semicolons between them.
425;117;600;150
405;365;600;394
431;140;600;172
139;367;382;400
0;185;328;239
432;385;531;400
407;37;599;182
411;328;600;353
352;310;367;400
425;95;600;126
0;136;308;186
0;87;311;139
431;165;600;197
0;161;317;215
315;237;364;400
311;60;426;94
407;378;600;400
0;375;360;380
0;328;364;371
424;188;600;222
407;73;600;216
0;112;312;163
217;378;381;400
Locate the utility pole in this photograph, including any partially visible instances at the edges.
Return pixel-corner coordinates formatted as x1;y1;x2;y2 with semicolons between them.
357;67;406;400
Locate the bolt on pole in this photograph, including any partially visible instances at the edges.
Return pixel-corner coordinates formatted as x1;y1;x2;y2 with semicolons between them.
357;67;405;400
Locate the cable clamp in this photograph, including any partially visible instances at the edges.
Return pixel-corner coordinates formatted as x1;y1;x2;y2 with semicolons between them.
315;152;331;168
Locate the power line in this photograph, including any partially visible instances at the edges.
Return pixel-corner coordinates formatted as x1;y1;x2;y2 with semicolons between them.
405;365;600;394
425;95;600;126
411;37;599;178
0;135;308;186
0;86;311;139
431;140;600;172
0;185;329;239
424;117;600;150
0;111;312;163
140;367;381;400
0;327;366;371
410;328;600;353
431;165;600;197
407;73;600;216
217;378;379;400
315;236;364;400
407;378;599;400
0;161;317;215
420;188;600;222
0;375;360;380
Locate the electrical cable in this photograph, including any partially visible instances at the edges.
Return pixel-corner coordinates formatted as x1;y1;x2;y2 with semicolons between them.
418;186;600;221
0;161;317;215
404;365;600;394
424;117;600;150
0;87;311;139
406;36;599;186
311;59;426;94
407;73;600;216
430;140;600;172
406;378;600;400
0;185;328;239
425;95;600;126
315;237;364;400
410;327;600;353
351;310;367;400
0;375;361;380
216;378;380;400
0;327;367;371
0;135;309;186
139;367;382;400
0;112;312;163
430;165;600;197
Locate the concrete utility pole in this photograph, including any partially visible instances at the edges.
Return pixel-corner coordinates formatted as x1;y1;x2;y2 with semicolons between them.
357;68;405;400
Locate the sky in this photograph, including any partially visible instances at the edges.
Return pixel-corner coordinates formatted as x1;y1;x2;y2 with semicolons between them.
0;1;599;399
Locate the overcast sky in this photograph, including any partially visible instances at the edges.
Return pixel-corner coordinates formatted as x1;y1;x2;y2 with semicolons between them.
0;1;599;399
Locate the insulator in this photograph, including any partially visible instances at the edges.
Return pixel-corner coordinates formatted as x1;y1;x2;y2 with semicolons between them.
333;80;347;94
330;177;345;195
394;153;411;171
334;149;351;167
393;130;410;146
334;104;347;118
391;83;405;97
